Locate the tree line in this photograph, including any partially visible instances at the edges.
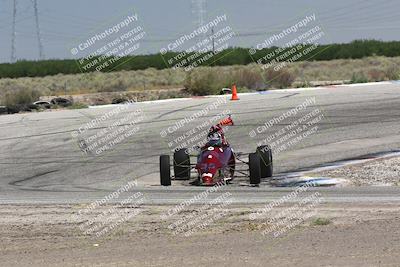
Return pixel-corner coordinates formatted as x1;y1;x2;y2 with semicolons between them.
1;40;399;79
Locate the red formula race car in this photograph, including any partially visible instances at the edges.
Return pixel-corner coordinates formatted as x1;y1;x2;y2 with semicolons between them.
159;117;273;186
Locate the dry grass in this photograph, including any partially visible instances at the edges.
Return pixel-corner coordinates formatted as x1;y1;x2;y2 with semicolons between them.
290;56;400;82
0;68;186;98
0;56;399;105
184;65;296;95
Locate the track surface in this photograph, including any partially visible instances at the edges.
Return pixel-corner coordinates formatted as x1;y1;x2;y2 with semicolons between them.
0;82;399;204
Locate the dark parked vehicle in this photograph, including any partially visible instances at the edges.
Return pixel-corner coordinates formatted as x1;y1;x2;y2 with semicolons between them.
51;97;72;107
0;106;7;115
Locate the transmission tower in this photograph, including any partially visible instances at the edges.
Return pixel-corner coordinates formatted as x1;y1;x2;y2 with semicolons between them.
10;0;45;62
191;0;207;45
10;0;17;63
191;0;206;28
32;0;44;60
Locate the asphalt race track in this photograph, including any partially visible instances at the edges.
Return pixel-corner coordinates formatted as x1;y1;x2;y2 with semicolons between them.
0;82;399;204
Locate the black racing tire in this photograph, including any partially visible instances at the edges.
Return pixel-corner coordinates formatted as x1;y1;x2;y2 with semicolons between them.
257;145;273;178
160;155;171;186
249;153;261;185
173;148;191;180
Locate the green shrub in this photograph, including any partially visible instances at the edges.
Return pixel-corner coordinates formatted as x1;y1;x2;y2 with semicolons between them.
67;102;88;109
367;69;386;81
384;65;399;80
295;81;312;88
235;68;264;90
185;66;296;95
350;72;369;83
2;87;42;112
98;80;126;92
184;68;232;95
264;68;295;88
312;218;331;226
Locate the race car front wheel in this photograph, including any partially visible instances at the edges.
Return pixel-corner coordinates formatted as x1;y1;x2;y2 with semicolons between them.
249;153;261;185
173;148;191;180
257;145;273;178
160;155;171;186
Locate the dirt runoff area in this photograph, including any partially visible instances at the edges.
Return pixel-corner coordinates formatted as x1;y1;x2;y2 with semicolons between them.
0;203;400;267
316;156;400;186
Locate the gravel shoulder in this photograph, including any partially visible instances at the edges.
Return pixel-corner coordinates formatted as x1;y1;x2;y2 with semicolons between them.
314;156;400;186
1;203;399;267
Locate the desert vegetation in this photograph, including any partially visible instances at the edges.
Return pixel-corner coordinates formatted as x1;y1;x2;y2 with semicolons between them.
0;55;399;112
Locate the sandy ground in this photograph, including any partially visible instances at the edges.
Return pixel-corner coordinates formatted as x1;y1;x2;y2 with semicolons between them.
1;203;399;267
316;156;400;186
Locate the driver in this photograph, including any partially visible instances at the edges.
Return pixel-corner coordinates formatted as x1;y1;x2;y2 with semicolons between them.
205;116;234;147
207;125;228;147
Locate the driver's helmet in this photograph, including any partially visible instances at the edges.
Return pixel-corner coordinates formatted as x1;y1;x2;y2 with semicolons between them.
207;132;222;146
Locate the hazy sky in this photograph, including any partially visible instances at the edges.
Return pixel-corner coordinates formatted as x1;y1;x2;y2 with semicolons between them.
0;0;399;63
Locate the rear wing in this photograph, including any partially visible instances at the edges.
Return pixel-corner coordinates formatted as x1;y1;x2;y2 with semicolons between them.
218;115;234;126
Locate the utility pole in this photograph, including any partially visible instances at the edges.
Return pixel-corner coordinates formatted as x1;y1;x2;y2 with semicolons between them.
211;27;215;54
33;0;44;60
11;0;17;63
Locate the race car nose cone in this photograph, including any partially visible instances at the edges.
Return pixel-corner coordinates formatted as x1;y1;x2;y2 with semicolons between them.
202;173;214;185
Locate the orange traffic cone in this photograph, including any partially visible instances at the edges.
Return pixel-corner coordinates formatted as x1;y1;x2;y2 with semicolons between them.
231;83;239;101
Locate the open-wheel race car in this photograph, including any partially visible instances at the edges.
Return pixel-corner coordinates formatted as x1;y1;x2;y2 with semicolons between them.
159;116;273;186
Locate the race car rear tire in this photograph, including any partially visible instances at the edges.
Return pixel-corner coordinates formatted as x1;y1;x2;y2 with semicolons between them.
173;148;191;180
257;145;273;178
160;155;171;186
249;153;261;185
